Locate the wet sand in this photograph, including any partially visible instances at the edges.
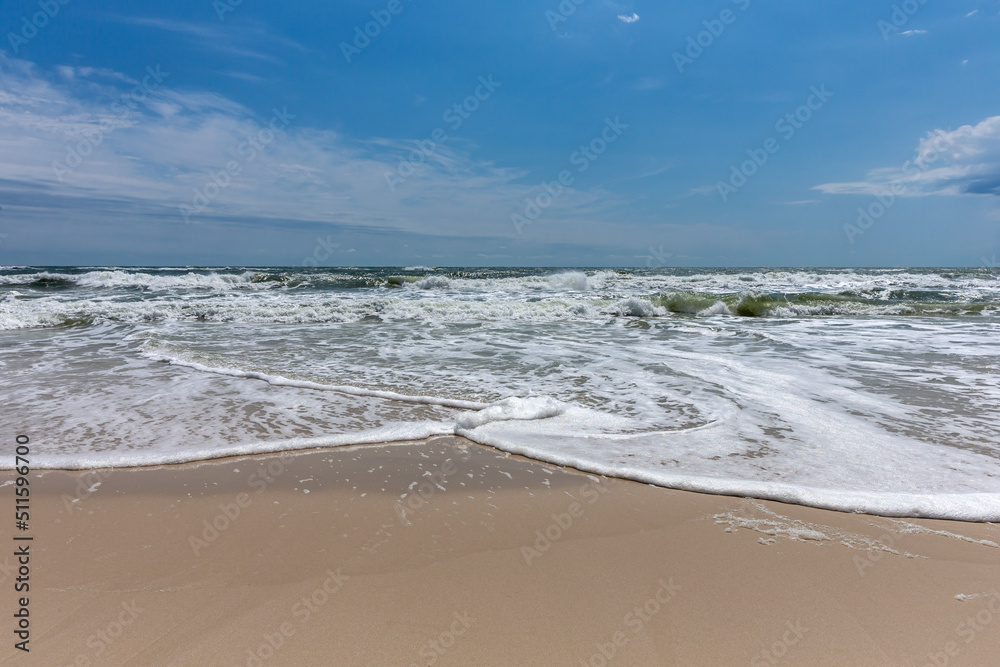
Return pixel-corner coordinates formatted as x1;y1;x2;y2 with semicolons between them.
2;435;999;666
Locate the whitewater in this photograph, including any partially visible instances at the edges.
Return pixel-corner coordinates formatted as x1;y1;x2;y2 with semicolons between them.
2;266;999;521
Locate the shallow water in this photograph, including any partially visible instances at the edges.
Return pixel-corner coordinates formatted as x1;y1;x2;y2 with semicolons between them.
3;266;999;520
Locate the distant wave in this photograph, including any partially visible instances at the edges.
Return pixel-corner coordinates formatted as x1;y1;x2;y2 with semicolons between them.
4;266;1000;521
1;267;999;330
2;293;997;330
656;290;997;317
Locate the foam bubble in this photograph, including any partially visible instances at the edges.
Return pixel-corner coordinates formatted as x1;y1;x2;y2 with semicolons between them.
456;396;567;430
3;267;1000;521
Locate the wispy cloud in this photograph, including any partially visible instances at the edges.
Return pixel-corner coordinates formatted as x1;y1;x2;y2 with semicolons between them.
899;29;927;37
617;13;640;23
610;164;673;183
814;116;1000;197
216;71;265;83
109;15;304;64
55;65;135;83
0;56;630;245
685;185;718;197
634;77;666;91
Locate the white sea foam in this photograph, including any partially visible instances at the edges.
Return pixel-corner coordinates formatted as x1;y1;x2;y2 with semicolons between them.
455;396;567;429
139;342;487;410
2;268;999;521
0;266;996;295
0;269;262;290
2;267;999;330
414;275;453;289
2;291;991;331
613;297;665;317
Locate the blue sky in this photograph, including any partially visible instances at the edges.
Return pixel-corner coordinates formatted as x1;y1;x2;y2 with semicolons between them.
1;0;998;266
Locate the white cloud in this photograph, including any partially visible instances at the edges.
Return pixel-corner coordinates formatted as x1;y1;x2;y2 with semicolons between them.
216;71;265;83
610;164;673;182
109;16;305;64
686;185;718;197
634;76;665;91
0;56;627;244
899;29;927;37
814;116;1000;197
617;13;640;23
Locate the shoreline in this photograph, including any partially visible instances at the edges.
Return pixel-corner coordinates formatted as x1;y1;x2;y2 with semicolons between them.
3;435;999;665
12;434;999;523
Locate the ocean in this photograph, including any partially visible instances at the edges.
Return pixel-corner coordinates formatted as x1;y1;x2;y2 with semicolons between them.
2;266;999;521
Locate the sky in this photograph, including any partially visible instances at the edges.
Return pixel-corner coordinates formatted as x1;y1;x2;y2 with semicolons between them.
0;0;998;267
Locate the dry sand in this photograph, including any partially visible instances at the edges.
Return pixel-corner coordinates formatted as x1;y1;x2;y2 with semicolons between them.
2;435;998;666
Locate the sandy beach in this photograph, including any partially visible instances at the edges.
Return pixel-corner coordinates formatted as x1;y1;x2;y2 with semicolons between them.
4;0;1000;658
1;435;996;666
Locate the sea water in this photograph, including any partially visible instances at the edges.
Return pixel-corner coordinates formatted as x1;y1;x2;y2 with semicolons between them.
2;266;999;520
